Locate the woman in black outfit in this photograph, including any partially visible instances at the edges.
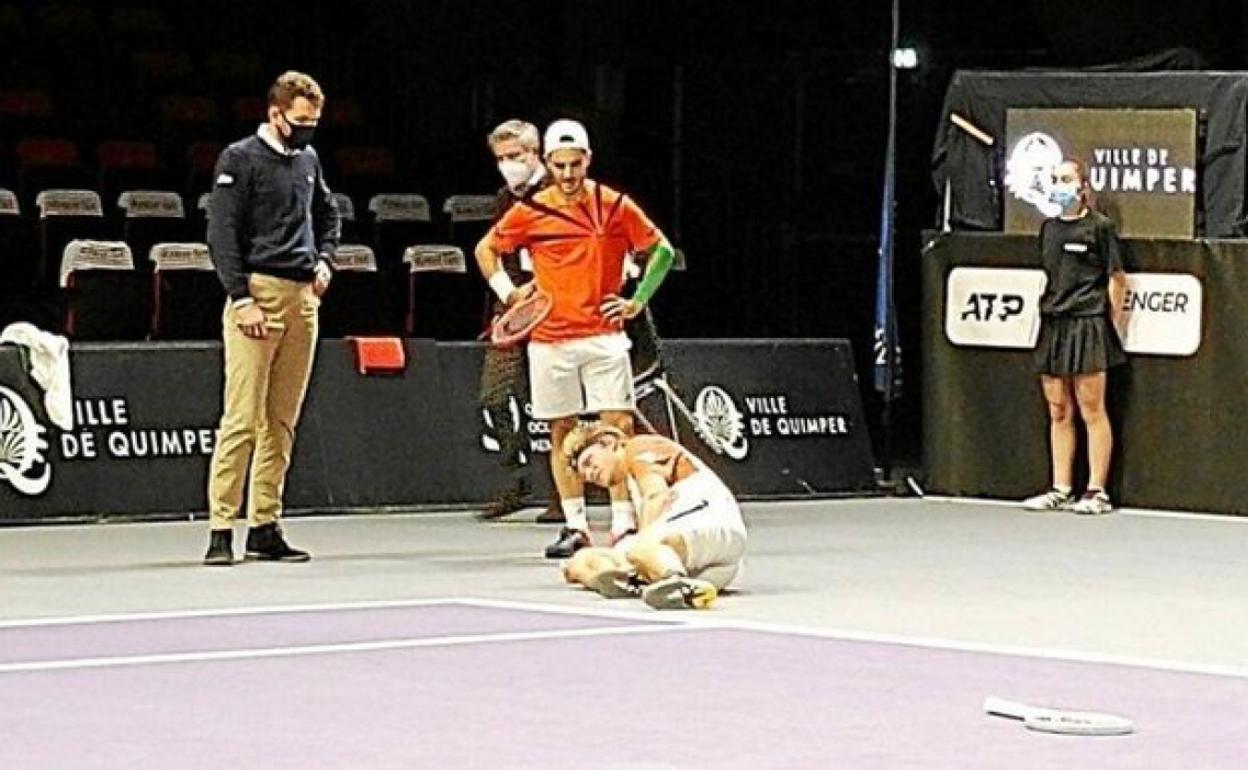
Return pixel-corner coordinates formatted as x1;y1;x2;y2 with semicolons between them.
1022;159;1127;515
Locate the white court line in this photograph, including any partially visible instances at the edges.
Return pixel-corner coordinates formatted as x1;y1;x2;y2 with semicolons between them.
448;597;1248;681
451;596;680;625
922;494;1248;523
1117;508;1248;524
0;597;467;629
0;623;686;675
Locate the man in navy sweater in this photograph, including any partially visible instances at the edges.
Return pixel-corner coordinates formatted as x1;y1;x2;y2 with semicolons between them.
203;71;340;566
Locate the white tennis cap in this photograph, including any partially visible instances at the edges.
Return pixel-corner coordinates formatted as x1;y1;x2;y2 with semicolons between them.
544;119;591;156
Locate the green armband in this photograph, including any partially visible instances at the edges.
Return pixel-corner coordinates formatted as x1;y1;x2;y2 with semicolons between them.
631;241;675;306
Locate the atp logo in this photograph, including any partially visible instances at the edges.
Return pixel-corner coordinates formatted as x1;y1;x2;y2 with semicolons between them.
0;386;52;496
961;293;1025;322
1004;131;1065;218
692;385;749;461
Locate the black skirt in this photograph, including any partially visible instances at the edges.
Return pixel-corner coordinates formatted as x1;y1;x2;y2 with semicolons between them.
1033;315;1126;376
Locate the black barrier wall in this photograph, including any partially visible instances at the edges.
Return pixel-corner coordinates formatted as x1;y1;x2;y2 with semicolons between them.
922;232;1248;515
0;338;874;523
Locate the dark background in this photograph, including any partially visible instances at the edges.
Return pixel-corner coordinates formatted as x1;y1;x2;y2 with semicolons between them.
1;0;1245;466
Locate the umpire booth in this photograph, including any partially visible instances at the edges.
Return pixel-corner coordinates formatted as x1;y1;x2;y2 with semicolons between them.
924;69;1248;516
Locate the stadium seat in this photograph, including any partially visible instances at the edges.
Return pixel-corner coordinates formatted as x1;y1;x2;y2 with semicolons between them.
442;194;498;336
196;191;212;232
160;96;222;150
0;91;57;151
334;146;398;201
319;244;398;338
97;141;162;210
369;194;433;334
403;244;480;340
150;242;223;340
206;52;265;91
17;139;88;203
332;192;358;243
443;194;495;240
228;96;267;135
60;239;149;340
184;141;224;199
131;51;195;95
118;191;190;272
36;189;107;287
108;7;172;45
0;188;33;284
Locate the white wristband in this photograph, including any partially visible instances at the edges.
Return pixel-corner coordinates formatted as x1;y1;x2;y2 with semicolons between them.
488;271;518;302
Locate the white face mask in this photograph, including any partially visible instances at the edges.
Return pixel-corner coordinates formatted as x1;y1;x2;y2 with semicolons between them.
498;159;533;191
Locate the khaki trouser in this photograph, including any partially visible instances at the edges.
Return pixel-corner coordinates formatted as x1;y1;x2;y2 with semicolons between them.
208;274;319;529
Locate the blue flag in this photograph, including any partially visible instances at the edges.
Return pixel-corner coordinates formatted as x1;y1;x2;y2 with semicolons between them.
874;1;902;402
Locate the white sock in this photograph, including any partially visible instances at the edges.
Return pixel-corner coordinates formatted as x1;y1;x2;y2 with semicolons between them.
561;497;588;532
609;501;637;538
1054;484;1072;495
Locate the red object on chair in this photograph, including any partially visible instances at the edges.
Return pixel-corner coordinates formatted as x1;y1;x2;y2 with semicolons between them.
346;336;406;375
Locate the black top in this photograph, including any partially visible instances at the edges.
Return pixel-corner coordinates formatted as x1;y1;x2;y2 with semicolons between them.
491;176;547;286
207;134;341;301
1037;209;1123;317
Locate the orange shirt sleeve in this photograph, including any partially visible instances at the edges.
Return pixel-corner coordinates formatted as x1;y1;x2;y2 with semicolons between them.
487;203;533;254
618;196;661;252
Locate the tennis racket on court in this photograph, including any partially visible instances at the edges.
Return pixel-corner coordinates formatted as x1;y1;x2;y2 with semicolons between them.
984;696;1134;736
490;285;552;348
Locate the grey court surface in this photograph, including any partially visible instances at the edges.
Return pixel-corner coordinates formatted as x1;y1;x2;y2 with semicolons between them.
2;499;1246;769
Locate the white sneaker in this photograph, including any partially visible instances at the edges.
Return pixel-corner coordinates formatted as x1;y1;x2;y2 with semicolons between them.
641;575;718;610
1070;490;1114;515
1022;488;1074;511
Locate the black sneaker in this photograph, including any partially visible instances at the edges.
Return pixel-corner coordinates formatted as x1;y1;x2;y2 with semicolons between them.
544;528;590;559
244;523;311;562
203;529;235;566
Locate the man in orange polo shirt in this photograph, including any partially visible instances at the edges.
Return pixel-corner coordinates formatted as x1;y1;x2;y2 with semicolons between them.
475;119;676;558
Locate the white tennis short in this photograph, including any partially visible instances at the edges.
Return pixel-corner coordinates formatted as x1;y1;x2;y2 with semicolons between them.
652;472;747;589
528;333;634;420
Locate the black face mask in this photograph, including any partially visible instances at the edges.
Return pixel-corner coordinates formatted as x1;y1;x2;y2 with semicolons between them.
280;112;316;150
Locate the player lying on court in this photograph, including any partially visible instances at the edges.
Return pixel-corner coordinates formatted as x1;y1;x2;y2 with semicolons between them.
559;424;747;610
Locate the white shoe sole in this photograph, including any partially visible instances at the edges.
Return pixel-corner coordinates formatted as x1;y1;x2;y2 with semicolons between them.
642;576;718;610
587;568;641;599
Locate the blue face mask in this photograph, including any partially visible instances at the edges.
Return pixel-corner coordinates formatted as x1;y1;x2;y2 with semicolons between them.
1050;182;1079;209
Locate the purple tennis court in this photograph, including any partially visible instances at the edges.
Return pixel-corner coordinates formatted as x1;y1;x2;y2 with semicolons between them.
2;599;1243;770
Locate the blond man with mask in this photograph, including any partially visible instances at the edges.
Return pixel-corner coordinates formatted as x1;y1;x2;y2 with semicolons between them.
203;71;340;565
475;119;560;521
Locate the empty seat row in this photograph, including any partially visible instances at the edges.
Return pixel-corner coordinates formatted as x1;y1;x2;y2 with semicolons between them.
1;135;408;201
0;188;498;289
56;239;487;343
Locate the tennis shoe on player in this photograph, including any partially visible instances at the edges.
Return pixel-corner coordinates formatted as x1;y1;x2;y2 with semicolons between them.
587;567;646;599
245;523;311;562
1021;487;1074;511
641;574;718;610
544;528;591;559
1069;490;1114;515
